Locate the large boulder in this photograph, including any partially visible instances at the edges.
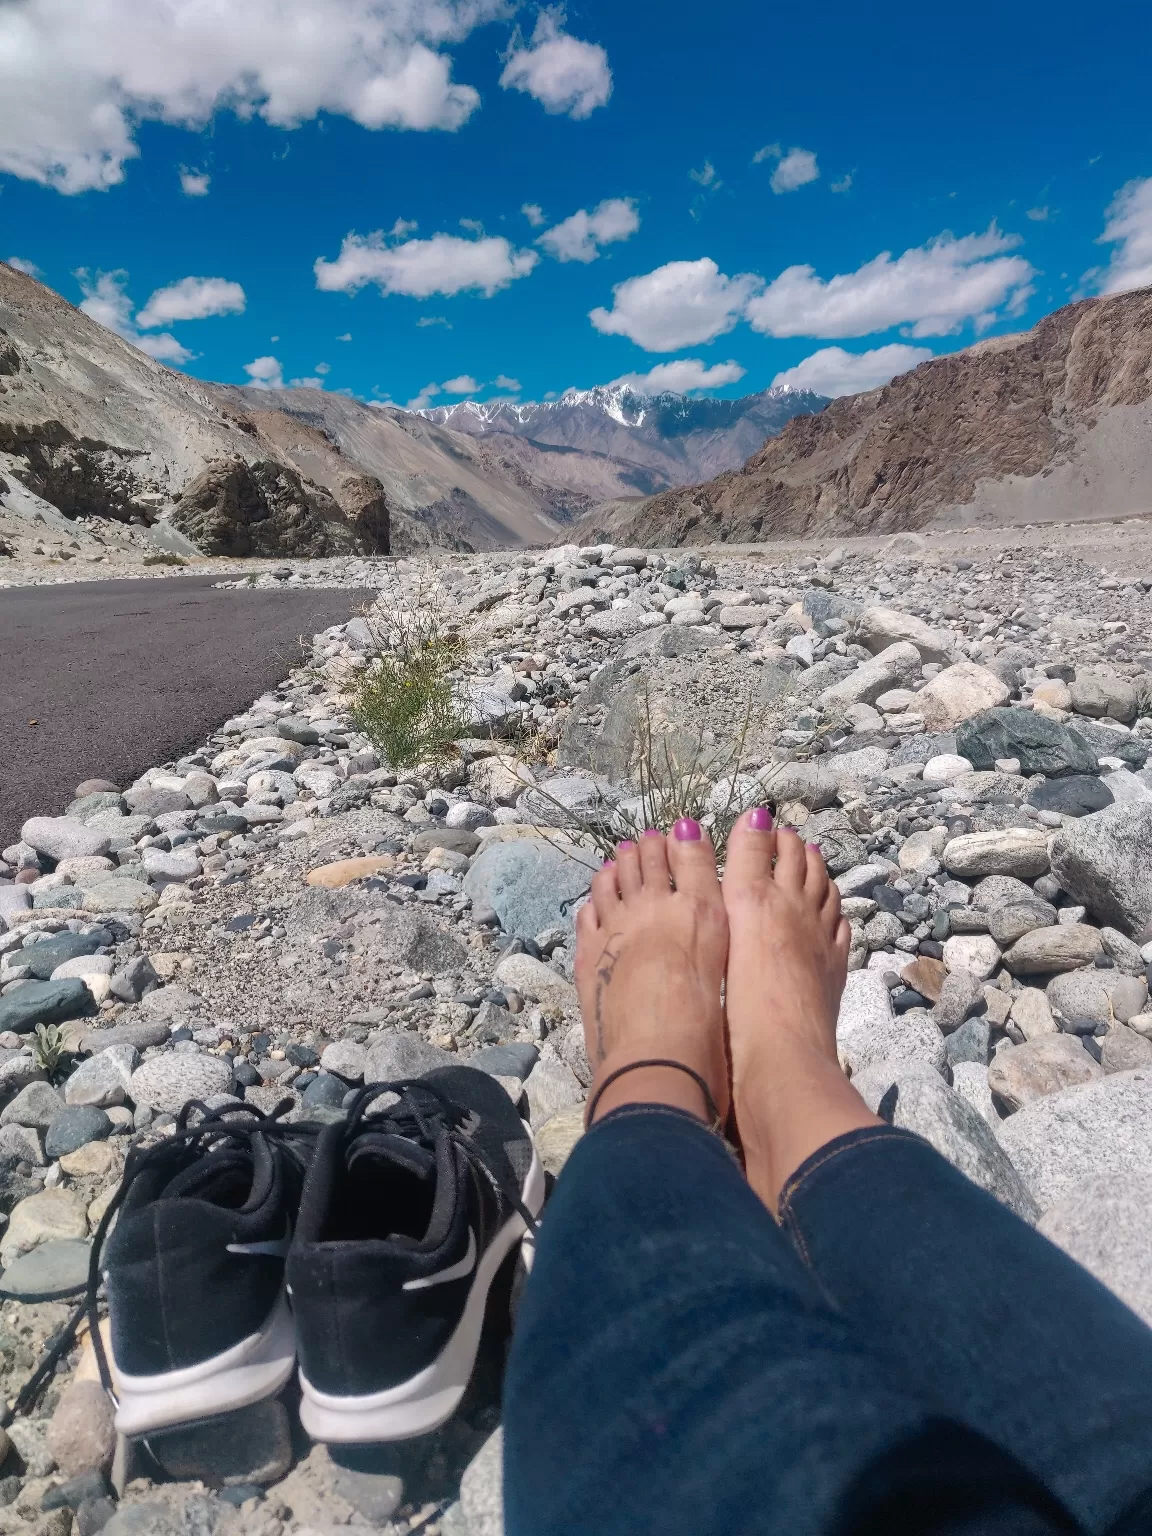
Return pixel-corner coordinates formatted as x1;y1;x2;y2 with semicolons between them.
955;708;1098;777
1049;801;1152;935
1037;1172;1152;1327
1068;670;1138;723
849;607;958;665
817;641;923;710
463;838;599;937
20;817;111;863
915;663;1010;731
168;456;358;558
559;627;789;785
995;1069;1152;1212
851;1061;1036;1220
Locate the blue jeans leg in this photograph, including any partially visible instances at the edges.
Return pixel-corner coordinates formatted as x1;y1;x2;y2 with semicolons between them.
780;1126;1152;1534
504;1107;946;1536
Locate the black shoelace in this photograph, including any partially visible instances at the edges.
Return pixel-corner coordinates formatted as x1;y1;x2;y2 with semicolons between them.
343;1079;542;1237
1;1098;315;1427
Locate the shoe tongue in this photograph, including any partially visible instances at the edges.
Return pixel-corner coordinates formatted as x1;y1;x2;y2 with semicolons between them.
165;1148;255;1206
347;1132;437;1182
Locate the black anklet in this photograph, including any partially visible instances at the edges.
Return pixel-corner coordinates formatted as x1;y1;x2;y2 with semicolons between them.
585;1058;724;1133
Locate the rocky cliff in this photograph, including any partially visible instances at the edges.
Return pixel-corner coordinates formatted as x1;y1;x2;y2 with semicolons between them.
572;288;1152;547
0;263;566;555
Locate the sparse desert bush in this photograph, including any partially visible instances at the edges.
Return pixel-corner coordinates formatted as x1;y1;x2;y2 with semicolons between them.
345;580;468;770
143;552;187;566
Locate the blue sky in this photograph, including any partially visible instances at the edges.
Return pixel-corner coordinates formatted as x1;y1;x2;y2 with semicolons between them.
2;0;1151;409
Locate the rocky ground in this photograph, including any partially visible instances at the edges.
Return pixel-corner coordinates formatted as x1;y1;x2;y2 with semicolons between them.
2;527;1152;1534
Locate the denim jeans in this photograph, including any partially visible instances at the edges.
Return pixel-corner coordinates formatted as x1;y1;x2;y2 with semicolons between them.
504;1109;1152;1536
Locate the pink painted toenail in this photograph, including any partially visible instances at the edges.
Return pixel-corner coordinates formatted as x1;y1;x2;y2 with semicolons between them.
643;828;663;838
806;841;822;852
749;806;773;831
673;817;702;841
601;858;615;868
617;840;636;851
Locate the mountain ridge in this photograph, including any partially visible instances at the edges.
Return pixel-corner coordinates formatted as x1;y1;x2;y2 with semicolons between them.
570;287;1152;547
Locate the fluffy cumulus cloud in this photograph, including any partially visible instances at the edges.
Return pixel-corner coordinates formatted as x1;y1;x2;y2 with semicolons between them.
136;276;246;327
244;356;285;388
610;358;746;394
500;9;612;120
745;227;1034;339
0;0;510;194
537;198;639;263
76;270;193;364
315;230;538;298
771;343;933;398
180;168;211;197
441;374;479;394
492;374;521;391
1095;178;1152;295
521;203;546;227
590;258;761;352
5;257;41;276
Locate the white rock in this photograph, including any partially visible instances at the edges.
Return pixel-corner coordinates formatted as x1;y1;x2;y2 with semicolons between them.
916;662;1010;731
922;754;976;785
836;971;946;1076
943;934;1002;980
942;829;1051;879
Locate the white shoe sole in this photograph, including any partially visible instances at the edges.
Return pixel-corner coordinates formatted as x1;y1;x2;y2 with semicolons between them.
298;1139;545;1443
111;1289;296;1438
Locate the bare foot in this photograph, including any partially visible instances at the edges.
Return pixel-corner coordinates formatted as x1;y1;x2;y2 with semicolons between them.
575;822;730;1128
722;808;880;1211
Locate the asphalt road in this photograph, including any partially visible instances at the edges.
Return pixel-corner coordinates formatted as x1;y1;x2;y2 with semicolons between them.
0;575;372;850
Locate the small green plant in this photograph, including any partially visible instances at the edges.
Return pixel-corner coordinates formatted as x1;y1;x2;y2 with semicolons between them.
32;1024;68;1078
143;552;187;567
344;581;468;771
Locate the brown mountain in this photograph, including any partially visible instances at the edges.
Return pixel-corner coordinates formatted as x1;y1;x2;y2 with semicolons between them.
572;287;1152;547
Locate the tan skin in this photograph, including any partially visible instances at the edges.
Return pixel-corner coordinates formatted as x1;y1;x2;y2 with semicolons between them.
574;813;881;1214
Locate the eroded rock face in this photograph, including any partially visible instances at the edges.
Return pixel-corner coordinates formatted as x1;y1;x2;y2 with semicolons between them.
168;457;358;558
336;471;391;555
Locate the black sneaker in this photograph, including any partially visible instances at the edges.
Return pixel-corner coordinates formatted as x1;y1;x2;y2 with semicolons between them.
98;1101;314;1437
289;1067;545;1443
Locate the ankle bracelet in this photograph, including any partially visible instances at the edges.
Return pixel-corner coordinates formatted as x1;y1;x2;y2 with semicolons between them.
585;1058;724;1134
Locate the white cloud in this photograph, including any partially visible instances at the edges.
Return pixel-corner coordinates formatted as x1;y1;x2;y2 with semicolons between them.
771;343;933;398
830;173;852;194
770;147;819;194
689;161;718;187
1095;178;1152;295
590;258;761;351
537;198;639;263
499;9;611;120
315;230;538;298
5;256;41;276
459;217;485;236
442;374;479;394
244;355;285;388
406;381;442;410
315;362;331;375
0;0;506;194
289;374;326;388
416;315;452;328
337;332;353;341
493;374;521;391
610;358;746;395
180;168;211;196
752;142;780;164
522;203;546;227
76;269;193;364
136;276;246;328
745;227;1034;339
1026;206;1050;221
